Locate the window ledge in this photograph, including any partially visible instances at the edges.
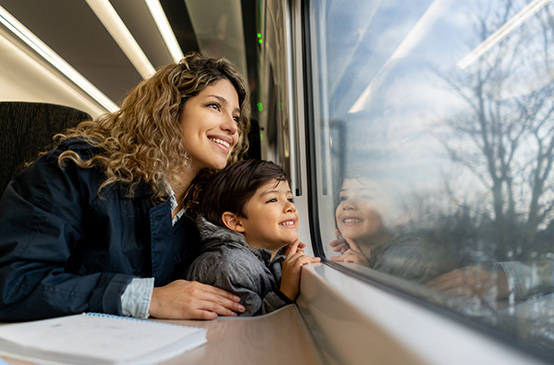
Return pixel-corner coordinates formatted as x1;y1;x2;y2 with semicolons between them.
296;263;549;365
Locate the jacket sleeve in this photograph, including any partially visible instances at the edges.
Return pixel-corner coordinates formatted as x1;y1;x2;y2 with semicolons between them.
0;149;133;321
495;259;554;299
186;253;289;316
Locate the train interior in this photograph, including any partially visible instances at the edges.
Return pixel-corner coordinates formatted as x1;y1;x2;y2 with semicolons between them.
1;0;554;364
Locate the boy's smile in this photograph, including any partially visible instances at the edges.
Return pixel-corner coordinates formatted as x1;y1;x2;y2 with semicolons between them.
279;219;296;227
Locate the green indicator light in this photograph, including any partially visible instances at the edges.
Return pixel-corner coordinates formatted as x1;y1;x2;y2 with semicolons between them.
260;133;263;142
257;33;262;38
258;39;263;44
257;102;263;112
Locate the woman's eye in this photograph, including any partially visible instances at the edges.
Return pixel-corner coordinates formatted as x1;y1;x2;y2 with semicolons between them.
340;195;348;201
266;198;277;203
232;115;240;123
208;103;220;110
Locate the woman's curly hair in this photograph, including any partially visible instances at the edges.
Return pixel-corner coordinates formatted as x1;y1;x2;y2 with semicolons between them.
54;52;251;205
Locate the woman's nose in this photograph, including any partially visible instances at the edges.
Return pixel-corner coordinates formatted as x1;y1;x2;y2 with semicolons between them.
222;115;238;135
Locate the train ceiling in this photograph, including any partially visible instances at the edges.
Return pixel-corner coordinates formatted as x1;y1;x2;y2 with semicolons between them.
0;0;257;114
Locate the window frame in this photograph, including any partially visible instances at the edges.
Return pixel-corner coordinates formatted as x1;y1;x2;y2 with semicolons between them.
298;0;554;363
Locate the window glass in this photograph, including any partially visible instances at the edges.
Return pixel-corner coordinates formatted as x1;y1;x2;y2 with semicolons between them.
309;0;554;355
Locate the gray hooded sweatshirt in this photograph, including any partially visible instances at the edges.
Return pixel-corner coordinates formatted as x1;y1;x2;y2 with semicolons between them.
185;216;293;316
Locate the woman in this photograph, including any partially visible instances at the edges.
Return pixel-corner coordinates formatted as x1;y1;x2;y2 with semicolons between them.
330;176;457;283
0;53;249;321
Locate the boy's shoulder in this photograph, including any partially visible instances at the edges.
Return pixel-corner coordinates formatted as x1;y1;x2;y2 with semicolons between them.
189;216;274;274
186;241;272;284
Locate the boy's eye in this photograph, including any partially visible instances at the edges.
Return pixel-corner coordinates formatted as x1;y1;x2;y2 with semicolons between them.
340;195;348;201
288;197;294;203
266;198;277;203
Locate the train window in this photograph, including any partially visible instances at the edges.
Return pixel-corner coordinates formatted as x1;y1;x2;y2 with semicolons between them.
307;0;554;357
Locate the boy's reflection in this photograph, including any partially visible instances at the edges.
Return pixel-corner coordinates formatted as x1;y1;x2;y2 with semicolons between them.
330;176;457;283
331;177;392;266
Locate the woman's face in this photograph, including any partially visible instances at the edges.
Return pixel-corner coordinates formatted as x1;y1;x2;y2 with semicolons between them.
179;78;240;173
335;178;388;246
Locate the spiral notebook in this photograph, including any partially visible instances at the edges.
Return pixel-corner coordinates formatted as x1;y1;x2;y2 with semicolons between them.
0;313;207;365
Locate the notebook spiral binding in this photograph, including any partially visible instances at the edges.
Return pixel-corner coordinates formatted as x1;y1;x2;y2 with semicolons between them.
84;312;195;329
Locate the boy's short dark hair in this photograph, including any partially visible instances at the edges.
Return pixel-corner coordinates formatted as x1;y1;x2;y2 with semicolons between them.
199;159;289;228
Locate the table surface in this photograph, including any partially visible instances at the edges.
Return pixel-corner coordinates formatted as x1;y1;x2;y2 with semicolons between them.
0;305;321;365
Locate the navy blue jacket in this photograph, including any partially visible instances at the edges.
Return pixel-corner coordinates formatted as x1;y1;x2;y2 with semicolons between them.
0;139;201;321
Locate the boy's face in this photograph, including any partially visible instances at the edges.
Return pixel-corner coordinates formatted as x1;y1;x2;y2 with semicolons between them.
237;180;299;254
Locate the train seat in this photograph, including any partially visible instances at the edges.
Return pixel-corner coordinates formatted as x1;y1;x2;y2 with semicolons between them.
0;102;91;194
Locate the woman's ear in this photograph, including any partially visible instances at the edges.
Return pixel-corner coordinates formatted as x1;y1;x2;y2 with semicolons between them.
221;212;245;233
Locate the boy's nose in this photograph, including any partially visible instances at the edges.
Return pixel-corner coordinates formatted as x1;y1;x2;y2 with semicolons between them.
285;202;297;213
343;201;356;210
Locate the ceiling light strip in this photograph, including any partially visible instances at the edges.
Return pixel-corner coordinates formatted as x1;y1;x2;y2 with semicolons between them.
349;0;447;113
85;0;156;78
145;0;184;63
0;5;119;112
458;0;550;69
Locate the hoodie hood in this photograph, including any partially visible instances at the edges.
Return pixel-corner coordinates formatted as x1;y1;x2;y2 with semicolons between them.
196;215;286;263
196;215;249;251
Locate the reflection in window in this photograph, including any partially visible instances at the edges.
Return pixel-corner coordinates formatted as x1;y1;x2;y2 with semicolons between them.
310;0;554;356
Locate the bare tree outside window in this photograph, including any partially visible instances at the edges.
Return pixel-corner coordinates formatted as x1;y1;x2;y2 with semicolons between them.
435;0;554;262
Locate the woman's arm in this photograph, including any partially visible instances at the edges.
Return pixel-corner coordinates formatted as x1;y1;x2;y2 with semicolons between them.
426;266;509;300
0;149;134;321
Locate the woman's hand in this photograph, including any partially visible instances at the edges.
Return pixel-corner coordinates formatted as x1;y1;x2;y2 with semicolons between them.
330;230;369;266
149;280;245;320
426;266;509;300
280;239;321;301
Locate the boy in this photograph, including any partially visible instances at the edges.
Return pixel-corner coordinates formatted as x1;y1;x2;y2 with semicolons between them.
186;160;320;316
